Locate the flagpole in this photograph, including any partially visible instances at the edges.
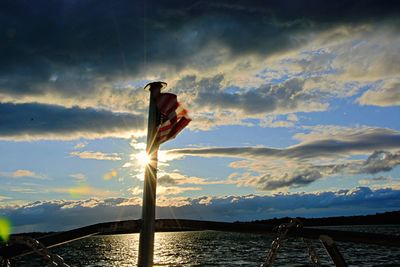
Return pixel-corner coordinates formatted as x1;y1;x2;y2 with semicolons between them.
138;82;165;267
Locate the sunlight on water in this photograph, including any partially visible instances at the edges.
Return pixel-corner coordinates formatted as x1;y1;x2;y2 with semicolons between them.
15;226;400;266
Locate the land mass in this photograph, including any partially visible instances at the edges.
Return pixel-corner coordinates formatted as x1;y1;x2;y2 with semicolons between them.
247;210;400;226
14;210;400;238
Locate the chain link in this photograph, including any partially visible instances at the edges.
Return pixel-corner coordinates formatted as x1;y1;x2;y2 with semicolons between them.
0;257;11;267
261;219;325;267
9;236;70;267
261;219;302;267
303;238;322;267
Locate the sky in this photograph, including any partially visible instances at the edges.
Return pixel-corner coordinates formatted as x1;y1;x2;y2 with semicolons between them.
0;0;400;233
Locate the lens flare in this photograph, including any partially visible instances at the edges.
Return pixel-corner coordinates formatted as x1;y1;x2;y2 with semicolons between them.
69;185;92;198
0;217;12;242
135;150;151;167
133;149;169;168
104;170;118;181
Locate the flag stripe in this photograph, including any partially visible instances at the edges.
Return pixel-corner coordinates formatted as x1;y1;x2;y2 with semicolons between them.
155;92;191;144
160;110;188;132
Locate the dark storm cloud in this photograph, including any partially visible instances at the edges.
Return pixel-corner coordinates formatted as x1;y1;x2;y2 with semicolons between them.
0;102;144;140
0;0;399;98
177;75;326;115
2;186;399;232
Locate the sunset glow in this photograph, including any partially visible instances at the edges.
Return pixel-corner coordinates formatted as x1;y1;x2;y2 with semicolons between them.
135;150;152;168
0;0;399;234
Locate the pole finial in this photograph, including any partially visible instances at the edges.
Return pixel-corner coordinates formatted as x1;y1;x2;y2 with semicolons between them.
144;81;167;92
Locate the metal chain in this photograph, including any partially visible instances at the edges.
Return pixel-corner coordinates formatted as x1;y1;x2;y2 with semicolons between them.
303;238;322;267
261;219;302;267
10;236;70;267
0;257;11;267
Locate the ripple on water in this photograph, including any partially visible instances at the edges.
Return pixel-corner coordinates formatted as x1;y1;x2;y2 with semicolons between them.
14;225;400;266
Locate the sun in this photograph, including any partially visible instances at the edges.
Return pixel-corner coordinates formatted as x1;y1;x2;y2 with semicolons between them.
130;149;171;173
135;150;152;167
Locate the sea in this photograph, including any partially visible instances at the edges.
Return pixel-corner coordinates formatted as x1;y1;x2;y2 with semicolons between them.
14;225;400;266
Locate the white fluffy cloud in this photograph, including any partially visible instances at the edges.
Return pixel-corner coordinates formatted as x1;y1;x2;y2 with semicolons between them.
157;172;231;186
69;173;87;182
358;79;400;107
70;151;122;161
2;186;399;232
155;172;231;195
0;169;45;180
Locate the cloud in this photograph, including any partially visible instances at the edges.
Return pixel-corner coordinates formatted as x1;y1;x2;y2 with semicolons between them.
349;150;400;174
10;170;36;178
0;0;398;117
155;171;232;196
128;186;143;196
371;176;393;182
0;102;144;140
157;171;234;200
157;186;202;196
171;75;328;129
231;150;400;190
167;23;400;129
259;113;301;128
0;169;45;180
157;174;178;186
168;127;400;190
169;127;400;160
156;171;232;196
69;173;87;182
224;23;399;121
186;75;328;115
1;186;400;232
8;188;39;194
266;24;400;89
357;79;400;107
70;151;122;161
73;142;88;149
358;176;393;185
53;185;117;199
0;196;11;201
170;25;400;128
232;170;324;191
157;172;230;186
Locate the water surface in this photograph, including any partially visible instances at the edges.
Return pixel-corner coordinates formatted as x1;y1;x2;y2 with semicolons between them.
15;225;400;266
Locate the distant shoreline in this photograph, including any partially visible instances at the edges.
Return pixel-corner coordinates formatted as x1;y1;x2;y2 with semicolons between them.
245;210;400;227
13;210;399;238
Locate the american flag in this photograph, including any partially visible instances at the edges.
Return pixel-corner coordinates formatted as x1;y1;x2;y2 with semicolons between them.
155;93;191;144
